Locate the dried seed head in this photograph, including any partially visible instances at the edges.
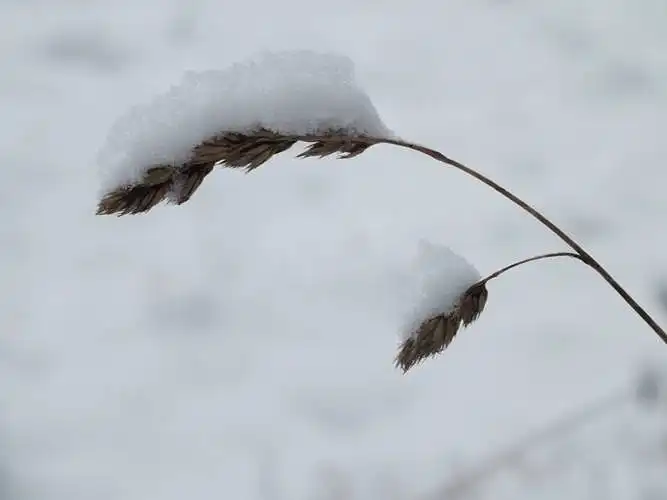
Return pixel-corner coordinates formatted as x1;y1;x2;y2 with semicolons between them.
395;282;488;373
96;129;380;216
96;166;175;216
193;129;298;171
459;282;488;326
297;136;372;159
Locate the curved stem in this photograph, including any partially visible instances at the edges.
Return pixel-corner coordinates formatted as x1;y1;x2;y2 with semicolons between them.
479;251;583;284
380;137;667;344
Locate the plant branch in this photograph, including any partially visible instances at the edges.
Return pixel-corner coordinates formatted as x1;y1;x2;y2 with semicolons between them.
479;251;583;284
380;137;667;345
96;126;667;345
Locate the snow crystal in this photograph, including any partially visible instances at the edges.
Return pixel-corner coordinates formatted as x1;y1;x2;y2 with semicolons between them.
98;50;392;189
401;241;482;340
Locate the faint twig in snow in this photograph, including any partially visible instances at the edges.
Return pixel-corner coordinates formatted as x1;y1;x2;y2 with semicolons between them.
425;368;667;499
431;391;627;499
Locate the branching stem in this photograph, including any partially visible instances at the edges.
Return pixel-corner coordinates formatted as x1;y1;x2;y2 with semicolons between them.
379;137;667;344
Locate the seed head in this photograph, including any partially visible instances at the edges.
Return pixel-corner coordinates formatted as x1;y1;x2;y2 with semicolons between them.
96;129;380;216
396;282;488;373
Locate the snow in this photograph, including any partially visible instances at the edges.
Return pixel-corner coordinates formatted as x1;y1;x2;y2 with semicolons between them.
2;1;667;499
401;241;481;340
97;50;392;189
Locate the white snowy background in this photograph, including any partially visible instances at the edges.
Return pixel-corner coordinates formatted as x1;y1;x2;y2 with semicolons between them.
2;0;667;499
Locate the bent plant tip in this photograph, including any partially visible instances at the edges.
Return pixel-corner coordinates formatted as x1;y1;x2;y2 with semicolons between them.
395;252;584;373
96;129;382;216
396;282;488;373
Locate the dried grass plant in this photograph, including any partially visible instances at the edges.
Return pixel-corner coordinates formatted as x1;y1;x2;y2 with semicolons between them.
423;367;667;499
97;128;667;371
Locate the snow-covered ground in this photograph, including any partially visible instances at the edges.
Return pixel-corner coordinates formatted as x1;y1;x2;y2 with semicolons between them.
2;1;667;498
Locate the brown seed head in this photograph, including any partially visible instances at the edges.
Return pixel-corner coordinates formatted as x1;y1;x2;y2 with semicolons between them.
395;282;488;373
96;129;380;216
459;282;488;326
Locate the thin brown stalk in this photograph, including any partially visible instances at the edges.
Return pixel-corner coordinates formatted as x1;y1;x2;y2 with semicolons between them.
478;252;583;284
378;137;667;346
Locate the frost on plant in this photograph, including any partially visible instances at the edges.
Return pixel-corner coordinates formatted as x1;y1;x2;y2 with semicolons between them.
96;50;393;215
396;242;488;372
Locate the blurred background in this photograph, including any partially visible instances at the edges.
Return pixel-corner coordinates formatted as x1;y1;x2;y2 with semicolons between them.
1;0;667;498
